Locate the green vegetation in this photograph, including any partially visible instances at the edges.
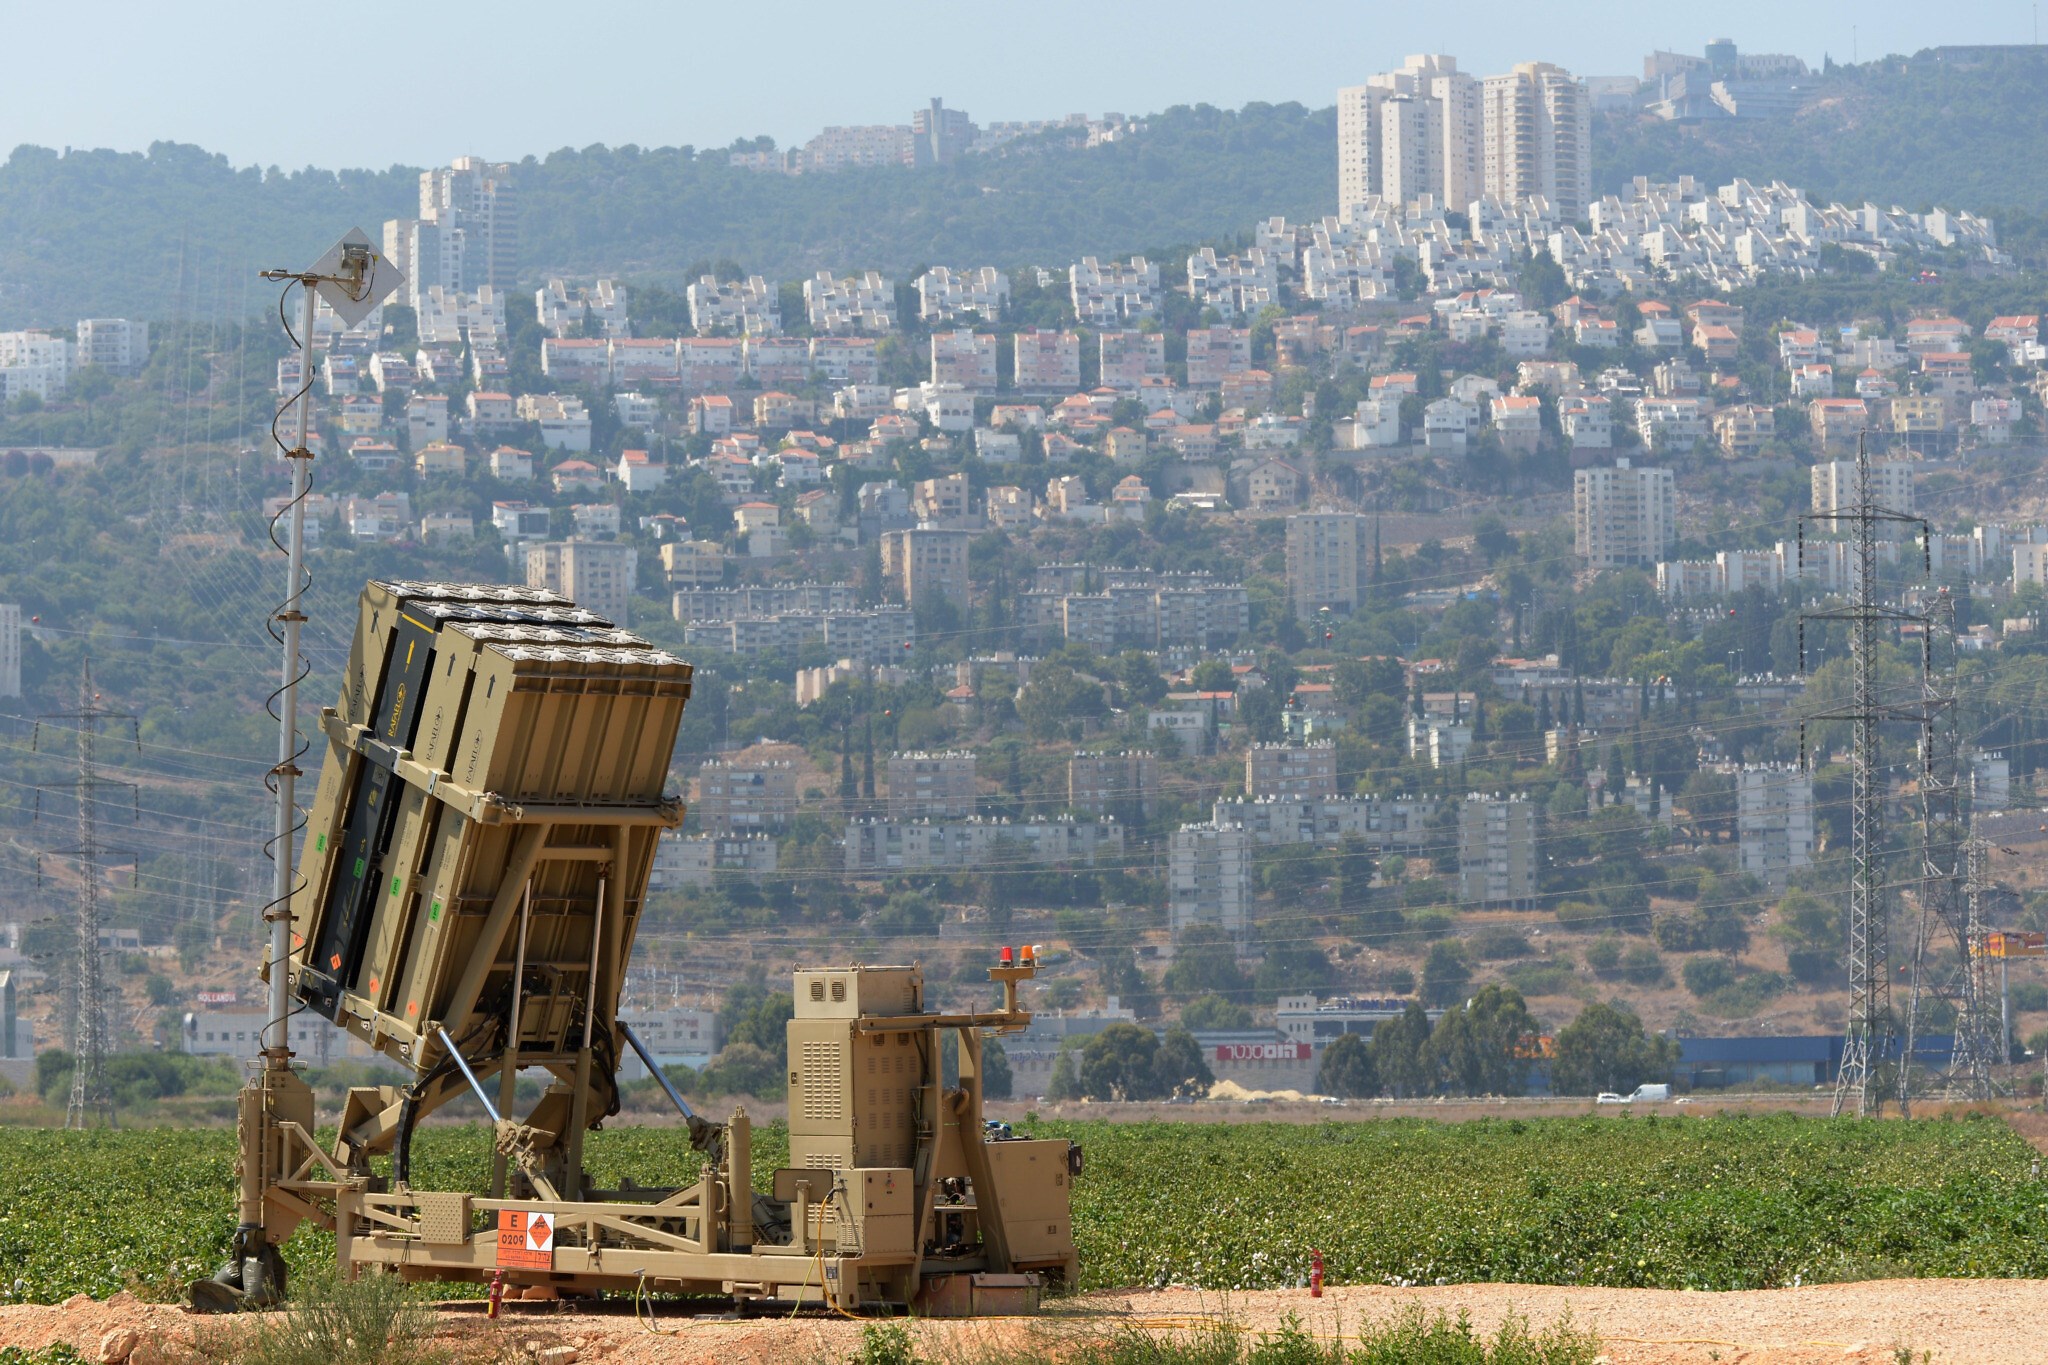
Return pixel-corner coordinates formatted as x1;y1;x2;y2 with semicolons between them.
16;53;2048;326
2;1115;2043;1305
1596;50;2048;217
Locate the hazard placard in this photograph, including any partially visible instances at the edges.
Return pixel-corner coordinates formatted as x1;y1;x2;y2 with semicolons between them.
496;1208;554;1271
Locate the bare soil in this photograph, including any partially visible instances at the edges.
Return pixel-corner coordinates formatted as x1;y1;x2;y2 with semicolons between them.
4;1279;2039;1365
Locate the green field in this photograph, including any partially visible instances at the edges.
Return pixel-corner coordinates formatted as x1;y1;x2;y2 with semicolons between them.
1;1114;2042;1304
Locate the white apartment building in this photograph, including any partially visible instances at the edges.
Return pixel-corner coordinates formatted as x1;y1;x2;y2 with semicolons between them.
536;278;627;338
1811;459;1914;516
73;318;148;374
915;266;1009;323
1169;823;1254;939
516;393;593;452
1480;62;1592;220
1337;54;1481;217
525;540;638;622
1574;458;1675;567
1285;512;1368;619
685;275;781;335
0;331;72;400
1245;742;1338;801
1069;256;1159;325
804;271;896;333
1458;794;1537;908
1736;765;1814;890
1013;329;1081;391
185;1010;380;1064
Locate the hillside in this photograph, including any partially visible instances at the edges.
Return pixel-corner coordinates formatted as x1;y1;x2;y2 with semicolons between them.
0;104;1335;327
1595;48;2048;215
7;53;2048;327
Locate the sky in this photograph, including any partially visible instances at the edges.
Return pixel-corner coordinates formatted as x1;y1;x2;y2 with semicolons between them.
6;0;2045;170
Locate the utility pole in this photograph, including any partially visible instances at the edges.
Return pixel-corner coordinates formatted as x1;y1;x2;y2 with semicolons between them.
34;659;138;1129
1799;435;1931;1117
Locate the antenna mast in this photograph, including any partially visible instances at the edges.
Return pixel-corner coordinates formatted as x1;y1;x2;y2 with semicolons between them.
255;230;400;1069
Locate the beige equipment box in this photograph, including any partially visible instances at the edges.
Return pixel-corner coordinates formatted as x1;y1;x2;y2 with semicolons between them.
214;579;1078;1315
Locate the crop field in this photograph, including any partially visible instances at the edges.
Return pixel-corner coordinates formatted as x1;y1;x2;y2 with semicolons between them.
1;1114;2044;1305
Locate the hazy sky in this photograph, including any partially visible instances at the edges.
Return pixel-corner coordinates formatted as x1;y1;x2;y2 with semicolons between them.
8;0;2044;169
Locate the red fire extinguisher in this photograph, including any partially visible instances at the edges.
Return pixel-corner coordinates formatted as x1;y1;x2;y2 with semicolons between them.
487;1268;507;1319
1310;1248;1324;1297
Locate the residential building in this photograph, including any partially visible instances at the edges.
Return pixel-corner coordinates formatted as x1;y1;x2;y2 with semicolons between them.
660;540;726;587
1559;393;1612;449
405;392;448;447
1067;751;1160;820
1069;256;1159;326
490;501;553;546
912;472;972;525
1285;511;1368;619
1811;459;1913;516
1480;62;1592;218
524;540;638;621
804;271;896;333
844;816;1122;874
1574;458;1675;567
646;833;779;896
1737;765;1815;890
1457;794;1537;908
73;318;148;374
809;336;882;384
387;157;517;310
1099;330;1166;389
516;393;592;452
914;266;1008;323
694;753;800;834
1492;394;1543;454
930;329;999;391
1636;397;1708;452
1185;327;1252;386
413;441;466;477
1808;397;1870;454
1713;404;1775;455
1170;824;1254;939
536;277;627;338
1336;54;1482;217
1013;329;1081;391
684;275;780;335
887;751;978;819
880;527;972;610
1246;742;1338;801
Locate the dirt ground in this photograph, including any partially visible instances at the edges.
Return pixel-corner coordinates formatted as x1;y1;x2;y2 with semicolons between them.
3;1278;2038;1365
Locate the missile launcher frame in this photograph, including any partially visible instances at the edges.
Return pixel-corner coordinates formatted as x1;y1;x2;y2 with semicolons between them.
200;580;1076;1315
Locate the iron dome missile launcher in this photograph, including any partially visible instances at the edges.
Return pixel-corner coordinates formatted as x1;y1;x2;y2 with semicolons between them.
199;579;1076;1315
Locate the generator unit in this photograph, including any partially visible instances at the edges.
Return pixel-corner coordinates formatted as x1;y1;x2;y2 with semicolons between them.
200;579;1076;1316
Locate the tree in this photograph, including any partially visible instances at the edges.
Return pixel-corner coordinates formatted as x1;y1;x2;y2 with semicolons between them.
1018;661;1102;739
981;1040;1013;1100
1369;1001;1434;1097
699;1042;781;1097
1549;1000;1679;1096
1427;984;1536;1096
1162;924;1251;1001
1316;1032;1379;1098
1190;659;1236;693
1153;1027;1214;1098
1076;1023;1164;1101
1046;1043;1082;1099
1420;940;1472;1007
1180;993;1252;1030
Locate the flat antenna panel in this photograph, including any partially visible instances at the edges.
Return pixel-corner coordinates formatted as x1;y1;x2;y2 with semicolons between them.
309;228;404;328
